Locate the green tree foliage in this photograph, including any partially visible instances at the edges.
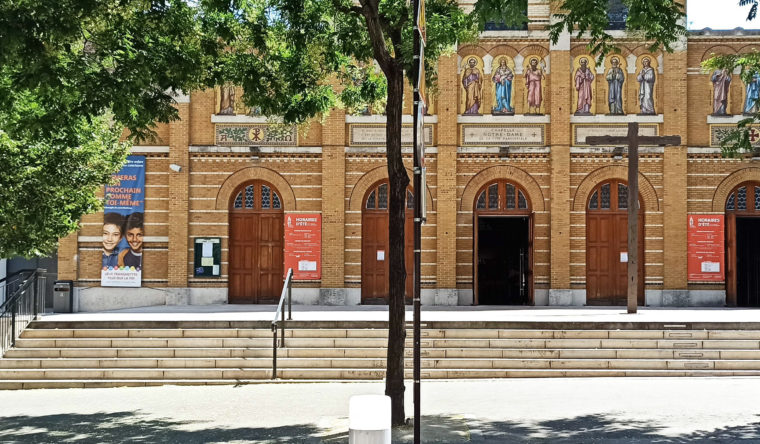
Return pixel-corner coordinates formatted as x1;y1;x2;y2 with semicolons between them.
0;0;221;257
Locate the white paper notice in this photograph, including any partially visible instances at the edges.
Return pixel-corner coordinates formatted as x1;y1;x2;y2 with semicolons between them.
377;250;385;260
202;242;213;257
201;257;213;266
620;252;628;263
212;265;220;276
299;260;317;271
701;261;720;273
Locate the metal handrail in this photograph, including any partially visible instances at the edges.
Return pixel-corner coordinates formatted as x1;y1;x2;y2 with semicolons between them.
0;268;36;304
271;268;293;379
1;269;46;357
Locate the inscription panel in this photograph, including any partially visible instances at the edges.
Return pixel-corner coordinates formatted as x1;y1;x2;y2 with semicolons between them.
573;124;659;145
215;124;298;146
349;124;434;146
460;124;546;146
710;125;760;147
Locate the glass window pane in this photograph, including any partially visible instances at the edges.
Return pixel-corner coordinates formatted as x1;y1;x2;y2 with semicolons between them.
518;190;527;209
379;184;388;209
618;183;628;210
755;187;760;211
367;190;376;209
488;183;499;209
476;191;486;209
245;185;254;209
589;191;598;209
272;191;281;209
601;183;611;209
607;0;628;30
506;184;516;209
738;186;747;211
407;190;414;209
234;192;243;209
262;185;271;209
727;193;735;211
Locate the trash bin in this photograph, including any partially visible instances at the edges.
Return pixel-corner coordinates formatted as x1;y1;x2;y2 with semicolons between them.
349;395;391;444
53;280;73;313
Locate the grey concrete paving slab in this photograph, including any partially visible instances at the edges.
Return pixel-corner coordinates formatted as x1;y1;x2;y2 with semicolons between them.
39;305;760;324
1;378;760;443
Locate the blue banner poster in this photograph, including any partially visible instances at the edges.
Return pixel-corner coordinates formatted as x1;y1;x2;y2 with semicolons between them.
101;156;145;287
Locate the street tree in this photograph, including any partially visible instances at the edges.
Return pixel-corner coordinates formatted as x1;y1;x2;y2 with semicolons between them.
0;0;221;257
206;0;686;424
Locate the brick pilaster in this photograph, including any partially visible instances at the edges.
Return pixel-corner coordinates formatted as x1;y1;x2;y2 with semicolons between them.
57;232;78;280
321;106;346;288
436;54;458;289
168;101;190;288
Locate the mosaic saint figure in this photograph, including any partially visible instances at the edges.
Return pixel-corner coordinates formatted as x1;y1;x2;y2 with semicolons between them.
525;57;545;114
711;68;732;116
606;57;625;115
462;58;483;114
745;71;760;115
491;58;514;115
218;84;235;115
636;57;656;115
574;58;595;115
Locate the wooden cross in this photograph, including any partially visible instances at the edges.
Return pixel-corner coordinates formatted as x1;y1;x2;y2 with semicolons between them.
586;122;681;313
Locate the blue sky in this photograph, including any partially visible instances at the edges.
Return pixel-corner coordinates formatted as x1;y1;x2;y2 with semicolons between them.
688;0;759;30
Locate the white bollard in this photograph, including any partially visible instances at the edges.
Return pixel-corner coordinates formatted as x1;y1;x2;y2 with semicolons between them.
348;394;392;444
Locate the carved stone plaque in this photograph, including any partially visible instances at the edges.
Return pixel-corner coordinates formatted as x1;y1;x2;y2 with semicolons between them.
574;124;658;145
349;124;434;146
710;124;760;147
215;124;297;146
460;124;546;146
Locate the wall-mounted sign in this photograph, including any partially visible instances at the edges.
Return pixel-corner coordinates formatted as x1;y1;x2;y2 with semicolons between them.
284;214;321;280
687;214;725;282
215;124;297;146
460;124;545;146
102;155;145;288
194;238;221;277
710;125;760;147
349;123;434;146
574;124;658;146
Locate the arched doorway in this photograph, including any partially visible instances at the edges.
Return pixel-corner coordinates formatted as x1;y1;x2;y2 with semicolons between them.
361;181;414;304
586;180;644;305
725;182;760;306
473;180;533;305
228;181;284;304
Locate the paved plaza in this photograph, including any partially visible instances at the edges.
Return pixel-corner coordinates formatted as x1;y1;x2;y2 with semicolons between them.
1;378;760;443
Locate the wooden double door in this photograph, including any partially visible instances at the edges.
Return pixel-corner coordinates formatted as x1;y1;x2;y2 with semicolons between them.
586;180;644;305
725;183;760;306
228;181;284;304
361;181;414;304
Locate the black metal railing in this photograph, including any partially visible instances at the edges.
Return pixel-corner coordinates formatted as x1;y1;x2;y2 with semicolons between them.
0;269;47;357
271;268;293;379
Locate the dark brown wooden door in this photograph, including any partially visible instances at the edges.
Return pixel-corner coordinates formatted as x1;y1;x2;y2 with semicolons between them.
361;182;413;304
586;180;644;305
725;183;760;306
228;181;283;304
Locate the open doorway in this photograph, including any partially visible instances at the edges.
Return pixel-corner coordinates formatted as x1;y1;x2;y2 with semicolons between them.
477;216;530;305
736;217;760;306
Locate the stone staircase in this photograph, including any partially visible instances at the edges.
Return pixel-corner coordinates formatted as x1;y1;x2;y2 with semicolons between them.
3;320;760;389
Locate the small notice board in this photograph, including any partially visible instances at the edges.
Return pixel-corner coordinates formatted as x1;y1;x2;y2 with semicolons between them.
194;237;222;277
284;214;322;280
687;215;724;282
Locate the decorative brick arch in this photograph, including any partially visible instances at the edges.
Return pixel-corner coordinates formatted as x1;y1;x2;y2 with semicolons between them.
349;166;435;212
488;44;519;59
458;45;488;58
700;45;737;63
460;165;545;211
216;167;296;210
572;166;659;212
518;44;549;59
712;168;760;212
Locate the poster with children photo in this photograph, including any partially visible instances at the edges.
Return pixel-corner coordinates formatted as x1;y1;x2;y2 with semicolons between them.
101;156;145;287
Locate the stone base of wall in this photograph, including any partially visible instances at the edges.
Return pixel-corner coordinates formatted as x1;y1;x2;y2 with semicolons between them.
73;287;227;312
548;289;586;306
646;290;726;307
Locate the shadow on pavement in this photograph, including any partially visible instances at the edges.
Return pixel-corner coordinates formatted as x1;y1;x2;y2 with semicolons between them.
3;411;760;443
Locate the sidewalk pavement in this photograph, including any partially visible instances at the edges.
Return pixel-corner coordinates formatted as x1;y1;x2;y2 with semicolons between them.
1;378;760;443
39;304;760;323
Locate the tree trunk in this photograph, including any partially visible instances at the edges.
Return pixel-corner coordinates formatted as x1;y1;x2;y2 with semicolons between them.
384;64;409;426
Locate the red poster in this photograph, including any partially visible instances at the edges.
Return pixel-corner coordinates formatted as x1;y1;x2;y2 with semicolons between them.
284;214;321;280
687;214;725;282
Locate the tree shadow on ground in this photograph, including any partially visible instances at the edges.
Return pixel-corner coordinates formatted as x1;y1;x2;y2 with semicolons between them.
3;411;760;443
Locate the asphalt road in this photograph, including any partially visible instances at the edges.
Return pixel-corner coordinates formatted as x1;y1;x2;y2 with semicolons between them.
1;377;760;443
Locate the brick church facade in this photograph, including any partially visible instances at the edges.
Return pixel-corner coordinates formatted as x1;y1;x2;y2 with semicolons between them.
57;1;760;311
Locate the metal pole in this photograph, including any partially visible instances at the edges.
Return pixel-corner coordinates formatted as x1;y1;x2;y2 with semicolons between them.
272;328;278;379
412;0;424;441
281;302;285;348
627;122;639;314
288;272;292;321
